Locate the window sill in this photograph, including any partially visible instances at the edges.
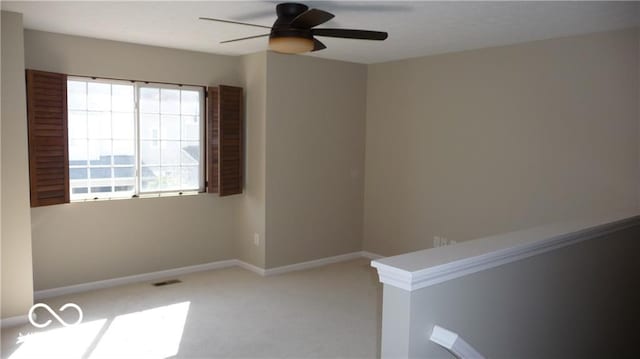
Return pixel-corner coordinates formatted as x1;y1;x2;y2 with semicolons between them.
70;191;202;203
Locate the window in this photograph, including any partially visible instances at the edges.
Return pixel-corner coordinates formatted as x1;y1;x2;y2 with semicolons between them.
67;77;204;200
26;69;243;207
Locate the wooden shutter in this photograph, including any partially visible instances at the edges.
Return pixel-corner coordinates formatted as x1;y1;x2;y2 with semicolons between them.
26;69;69;207
207;87;219;193
206;85;243;196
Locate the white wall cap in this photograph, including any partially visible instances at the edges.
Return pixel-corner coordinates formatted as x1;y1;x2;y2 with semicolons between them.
372;210;640;291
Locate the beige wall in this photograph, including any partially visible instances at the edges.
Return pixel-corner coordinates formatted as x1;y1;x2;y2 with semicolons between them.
364;28;640;256
265;53;367;268
21;30;370;288
12;24;639;291
24;30;243;290
1;11;34;318
382;223;640;358
24;30;242;87
31;195;238;289
237;52;267;267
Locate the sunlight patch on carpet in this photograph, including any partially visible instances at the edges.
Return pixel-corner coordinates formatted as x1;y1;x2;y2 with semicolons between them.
88;301;190;359
9;319;107;359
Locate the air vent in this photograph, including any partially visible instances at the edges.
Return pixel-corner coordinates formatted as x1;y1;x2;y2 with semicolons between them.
152;279;182;287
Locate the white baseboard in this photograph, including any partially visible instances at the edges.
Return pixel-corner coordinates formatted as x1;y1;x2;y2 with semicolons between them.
1;315;28;329
263;251;365;276
35;259;237;300
360;251;385;260
34;252;385;300
235;260;266;276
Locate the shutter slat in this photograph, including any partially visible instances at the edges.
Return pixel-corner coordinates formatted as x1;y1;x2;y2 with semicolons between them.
36;176;65;183
37;190;67;199
26;69;69;207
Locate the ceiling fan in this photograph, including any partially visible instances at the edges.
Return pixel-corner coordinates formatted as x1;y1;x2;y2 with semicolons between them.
199;2;388;54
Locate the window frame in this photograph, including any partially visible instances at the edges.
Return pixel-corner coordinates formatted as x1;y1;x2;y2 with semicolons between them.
67;76;206;201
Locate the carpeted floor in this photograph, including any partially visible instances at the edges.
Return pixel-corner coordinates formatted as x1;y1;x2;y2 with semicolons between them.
1;258;382;359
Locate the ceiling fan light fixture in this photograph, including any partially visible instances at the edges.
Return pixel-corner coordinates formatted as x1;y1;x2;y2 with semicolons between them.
269;36;314;54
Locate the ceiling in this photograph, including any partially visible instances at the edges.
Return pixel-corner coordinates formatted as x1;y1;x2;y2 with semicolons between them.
2;1;639;64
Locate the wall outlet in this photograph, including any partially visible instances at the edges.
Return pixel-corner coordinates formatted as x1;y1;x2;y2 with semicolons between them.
253;233;260;246
433;236;456;248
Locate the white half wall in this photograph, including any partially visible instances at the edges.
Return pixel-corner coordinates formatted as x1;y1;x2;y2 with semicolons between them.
377;220;640;358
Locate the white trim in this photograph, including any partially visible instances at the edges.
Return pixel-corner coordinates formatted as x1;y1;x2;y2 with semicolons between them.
1;315;29;329
35;259;237;300
263;251;366;276
235;260;266;276
430;325;485;359
360;251;384;260
33;252;380;300
372;212;640;292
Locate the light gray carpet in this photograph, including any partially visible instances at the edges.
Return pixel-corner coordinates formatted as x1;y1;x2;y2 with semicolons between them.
1;258;382;358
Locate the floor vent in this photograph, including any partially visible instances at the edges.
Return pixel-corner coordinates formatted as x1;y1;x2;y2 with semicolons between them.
152;279;182;287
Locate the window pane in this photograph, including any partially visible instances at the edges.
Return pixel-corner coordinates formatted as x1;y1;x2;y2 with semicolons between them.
113;140;135;165
140;140;160;166
91;186;113;193
68;78;136;200
181;141;200;165
88;140;112;165
140;114;160;140
112;85;134;112
181;166;199;189
158;167;181;191
114;176;135;193
141;166;160;191
115;185;134;192
112;112;134;140
181;90;200;115
181;116;199;140
90;167;112;179
140;87;159;113
68;81;87;110
72;187;88;194
70;168;88;180
87;82;111;111
161;89;180;115
161;115;180;140
68;111;87;139
161;141;181;166
88;111;111;139
114;167;135;178
69;139;88;166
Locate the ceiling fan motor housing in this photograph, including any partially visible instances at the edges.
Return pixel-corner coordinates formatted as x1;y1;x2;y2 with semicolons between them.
271;2;313;40
275;3;308;22
269;2;315;53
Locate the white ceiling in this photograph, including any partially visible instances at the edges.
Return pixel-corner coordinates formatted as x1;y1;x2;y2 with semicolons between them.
2;1;639;64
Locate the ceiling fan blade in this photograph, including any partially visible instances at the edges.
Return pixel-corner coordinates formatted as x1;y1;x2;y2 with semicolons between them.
199;17;271;29
311;38;327;52
312;29;388;40
221;34;270;44
290;9;335;29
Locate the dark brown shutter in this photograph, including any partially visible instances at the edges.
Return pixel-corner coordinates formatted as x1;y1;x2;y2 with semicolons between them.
206;86;219;193
26;69;69;207
206;85;243;196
